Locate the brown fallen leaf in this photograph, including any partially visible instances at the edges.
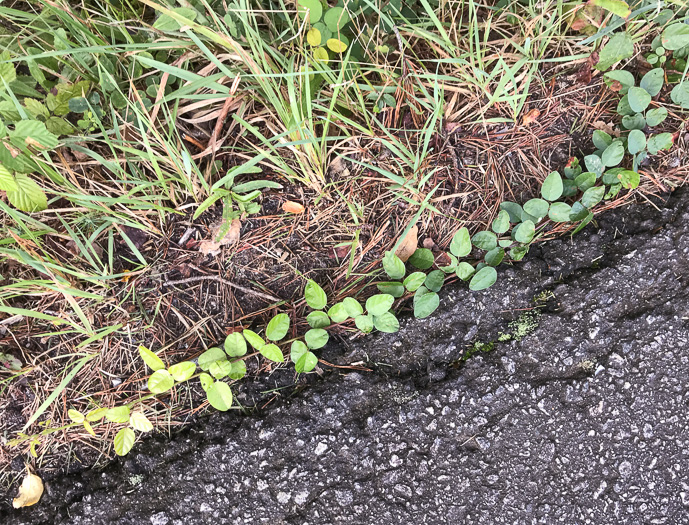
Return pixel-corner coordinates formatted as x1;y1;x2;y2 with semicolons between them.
13;470;43;508
282;201;305;214
422;237;436;250
592;120;620;137
199;218;241;256
521;108;541;126
395;224;418;262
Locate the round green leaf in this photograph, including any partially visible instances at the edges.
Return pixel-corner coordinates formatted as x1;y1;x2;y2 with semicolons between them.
581;186;605;208
413;291;439;319
510;245;529;261
382;251;406;280
491;210;510;234
484;247;505;267
114;427;135;456
603;71;634;95
314;47;329;63
304;280;328;310
627;130;646;155
297;0;322;22
640;68;664;97
616;95;634;116
206;381;233;411
662;23;689;51
290;340;309;364
209;359;232;379
129;411;153;432
617;170;640;189
105;406;130;423
354;314;374;333
627;87;651;113
342;297;363;317
224;332;247;357
148;369;174;394
548;202;572;222
377;282;405;298
365;294;395;316
373;311;399;333
569;201;590;222
647;133;673;155
403;272;427;291
168;361;196;382
471;231;497;251
305;328;329;349
456;262;475;281
324;6;350;31
622;114;646;130
513;220;535;244
646;107;668;127
584;155;603;177
541;171;563;201
328;302;349;323
523;198;549;220
295;351;318;373
424;270;445;292
229;360;246;380
592;129;613;150
138;345;165;371
601;140;625;167
198;347;226;371
307;311;331;328
450;227;472;257
574;172;596;191
199;372;214;391
408;248;434;269
266;313;290;341
499;202;523;223
259;343;284;363
671;83;689;109
469;266;497;291
242;329;265;350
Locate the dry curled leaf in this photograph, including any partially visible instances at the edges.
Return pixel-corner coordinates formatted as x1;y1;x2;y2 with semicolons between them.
13;471;43;508
521;108;541;126
199;218;241;256
592;120;620;137
282;201;305;214
395;224;418;262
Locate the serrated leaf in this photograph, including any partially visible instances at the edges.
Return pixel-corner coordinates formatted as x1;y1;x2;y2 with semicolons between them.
0;165;17;191
6;173;47;212
10;120;58;150
114;428;135;456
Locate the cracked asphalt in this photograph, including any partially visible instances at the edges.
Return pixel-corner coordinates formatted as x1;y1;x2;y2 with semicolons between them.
3;189;689;524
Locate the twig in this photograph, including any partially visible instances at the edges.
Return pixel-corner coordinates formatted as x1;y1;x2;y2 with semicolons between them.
162;275;280;303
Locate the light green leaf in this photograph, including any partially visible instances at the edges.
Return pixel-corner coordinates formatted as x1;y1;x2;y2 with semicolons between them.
471;231;497;251
413;291;439;319
242;329;265;350
295;351;318;373
548;202;572;222
602;71;634;95
105;406;130;423
513;220;535;244
584;155;603;177
403;272;427;292
662;23;689;51
10;120;58;150
616;170;640;189
581;186;605;208
354;314;374;333
596;32;634;71
153;7;197;31
328;302;349;323
469;266;498;291
129;412;153;432
304;280;327;310
229;360;246;380
290;340;309;363
0;165;17;191
671;83;689;109
373;311;399;332
491;210;510;234
209;359;232;379
199;373;214;391
627;87;652;113
206;381;233;411
198;347;226;371
591;0;630;18
259;344;284;363
541;171;563;201
324;6;350;31
6;173;47;212
297;0;323;22
365;294;394;316
342;297;363;317
456;262;475;280
68;409;85;424
523;198;549;220
114;427;135;456
138;345;165;371
382;251;406;280
304;328;329;349
601;140;625;167
0;51;17;87
647;133;674;155
168;361;196;382
627;130;646;155
639;68;664;97
450;227;472;257
266;313;290;341
148;369;174;394
224;332;247;357
307;311;331;328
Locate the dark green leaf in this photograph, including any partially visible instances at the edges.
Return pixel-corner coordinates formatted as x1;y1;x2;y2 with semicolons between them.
499;201;524;223
621;114;646;130
413;292;439;319
541;171;563;201
408;248;434;269
639;68;664;97
471;231;497;251
424;270;445;292
574;172;596;191
601;140;625;167
377;282;405;298
662;23;689;51
581;186;605;208
469;266;497;291
484;247;505;267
